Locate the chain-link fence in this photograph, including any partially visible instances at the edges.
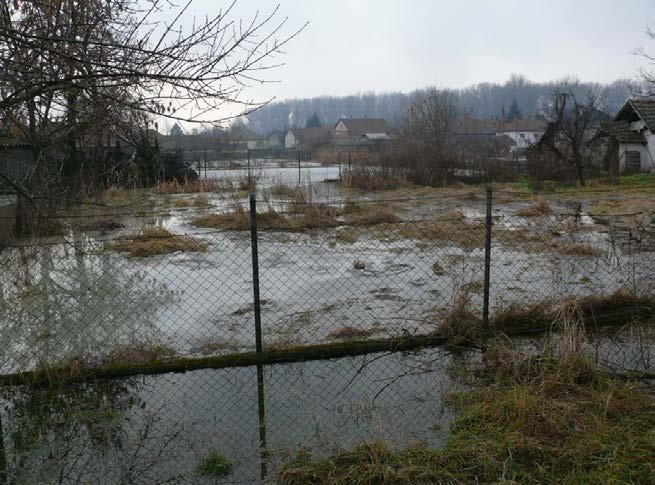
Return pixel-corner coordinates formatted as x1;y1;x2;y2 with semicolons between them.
0;185;653;483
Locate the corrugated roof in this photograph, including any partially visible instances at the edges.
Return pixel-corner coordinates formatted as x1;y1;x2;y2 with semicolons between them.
336;118;394;137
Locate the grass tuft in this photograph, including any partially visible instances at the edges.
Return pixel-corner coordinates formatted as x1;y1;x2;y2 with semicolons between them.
516;198;552;217
328;326;375;340
196;450;233;478
104;227;207;257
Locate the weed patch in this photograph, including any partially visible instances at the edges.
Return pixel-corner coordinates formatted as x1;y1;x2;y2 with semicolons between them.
196;451;233;478
328;326;375;340
516;198;552;217
104;227;207;257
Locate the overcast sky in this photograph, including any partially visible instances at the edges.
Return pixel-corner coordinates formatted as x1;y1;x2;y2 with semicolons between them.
189;0;653;103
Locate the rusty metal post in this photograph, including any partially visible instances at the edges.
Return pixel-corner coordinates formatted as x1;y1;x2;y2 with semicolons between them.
483;184;493;327
249;193;263;355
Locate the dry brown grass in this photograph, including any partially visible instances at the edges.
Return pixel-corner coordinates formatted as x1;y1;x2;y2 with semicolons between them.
328;326;375;340
193;206;290;231
333;227;360;244
174;198;191;208
349;205;400;225
105;227;207;257
516;198;552;217
342;170;409;192
270;183;306;203
297;204;339;228
551;241;602;257
193;194;209;207
588;198;655;217
396;219;485;249
103;343;178;365
154;178;222;194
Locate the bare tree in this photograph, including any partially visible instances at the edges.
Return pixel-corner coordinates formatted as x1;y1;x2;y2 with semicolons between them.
0;0;304;192
399;88;458;151
538;88;605;186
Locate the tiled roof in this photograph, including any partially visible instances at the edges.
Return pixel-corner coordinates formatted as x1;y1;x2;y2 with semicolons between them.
289;127;332;147
336;118;394;137
497;118;546;132
627;99;655;131
451;117;498;135
599;121;646;144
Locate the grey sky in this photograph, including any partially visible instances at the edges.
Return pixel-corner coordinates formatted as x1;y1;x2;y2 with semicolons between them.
190;0;653;102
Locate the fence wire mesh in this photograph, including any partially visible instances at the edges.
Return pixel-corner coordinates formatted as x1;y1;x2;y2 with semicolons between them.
0;183;653;483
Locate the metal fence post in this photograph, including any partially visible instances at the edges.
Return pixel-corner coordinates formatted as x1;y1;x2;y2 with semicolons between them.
483;184;493;327
250;193;264;355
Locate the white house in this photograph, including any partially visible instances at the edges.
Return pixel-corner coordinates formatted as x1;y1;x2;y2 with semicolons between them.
332;118;395;146
495;118;545;152
601;99;655;173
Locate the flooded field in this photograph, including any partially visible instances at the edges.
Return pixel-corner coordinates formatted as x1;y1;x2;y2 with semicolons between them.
0;161;653;373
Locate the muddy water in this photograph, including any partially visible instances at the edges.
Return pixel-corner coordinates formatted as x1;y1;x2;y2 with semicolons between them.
0;347;461;484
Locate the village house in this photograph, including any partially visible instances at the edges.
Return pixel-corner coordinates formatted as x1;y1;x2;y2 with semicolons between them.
284;127;332;151
265;131;285;149
332;118;395;147
495;118;546;151
228;125;266;150
599;99;655;173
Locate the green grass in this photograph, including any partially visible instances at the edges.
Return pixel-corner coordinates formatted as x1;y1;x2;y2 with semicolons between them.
196;450;233;478
280;351;655;484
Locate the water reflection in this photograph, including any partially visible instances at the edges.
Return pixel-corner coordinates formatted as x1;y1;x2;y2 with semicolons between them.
0;348;457;483
0;245;174;373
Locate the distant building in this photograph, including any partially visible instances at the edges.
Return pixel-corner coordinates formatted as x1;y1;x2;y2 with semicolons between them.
228;125;265;150
495;118;546;151
285;127;332;151
451;116;544;154
265;131;285;149
599;99;655;173
332;118;395;147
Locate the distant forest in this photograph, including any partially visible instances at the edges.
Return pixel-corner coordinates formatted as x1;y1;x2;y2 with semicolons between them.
245;75;639;134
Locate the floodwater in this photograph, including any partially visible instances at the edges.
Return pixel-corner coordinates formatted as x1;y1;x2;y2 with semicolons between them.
0;161;653;482
0;347;461;484
1;322;652;484
0;162;653;372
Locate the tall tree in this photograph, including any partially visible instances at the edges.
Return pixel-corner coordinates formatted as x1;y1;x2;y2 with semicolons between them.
305;112;322;128
506;99;522;122
538;88;604;186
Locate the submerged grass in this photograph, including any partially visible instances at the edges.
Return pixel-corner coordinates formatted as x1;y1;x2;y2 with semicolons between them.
196;450;233;478
280;338;655;484
515;198;552;217
104;227;207;257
